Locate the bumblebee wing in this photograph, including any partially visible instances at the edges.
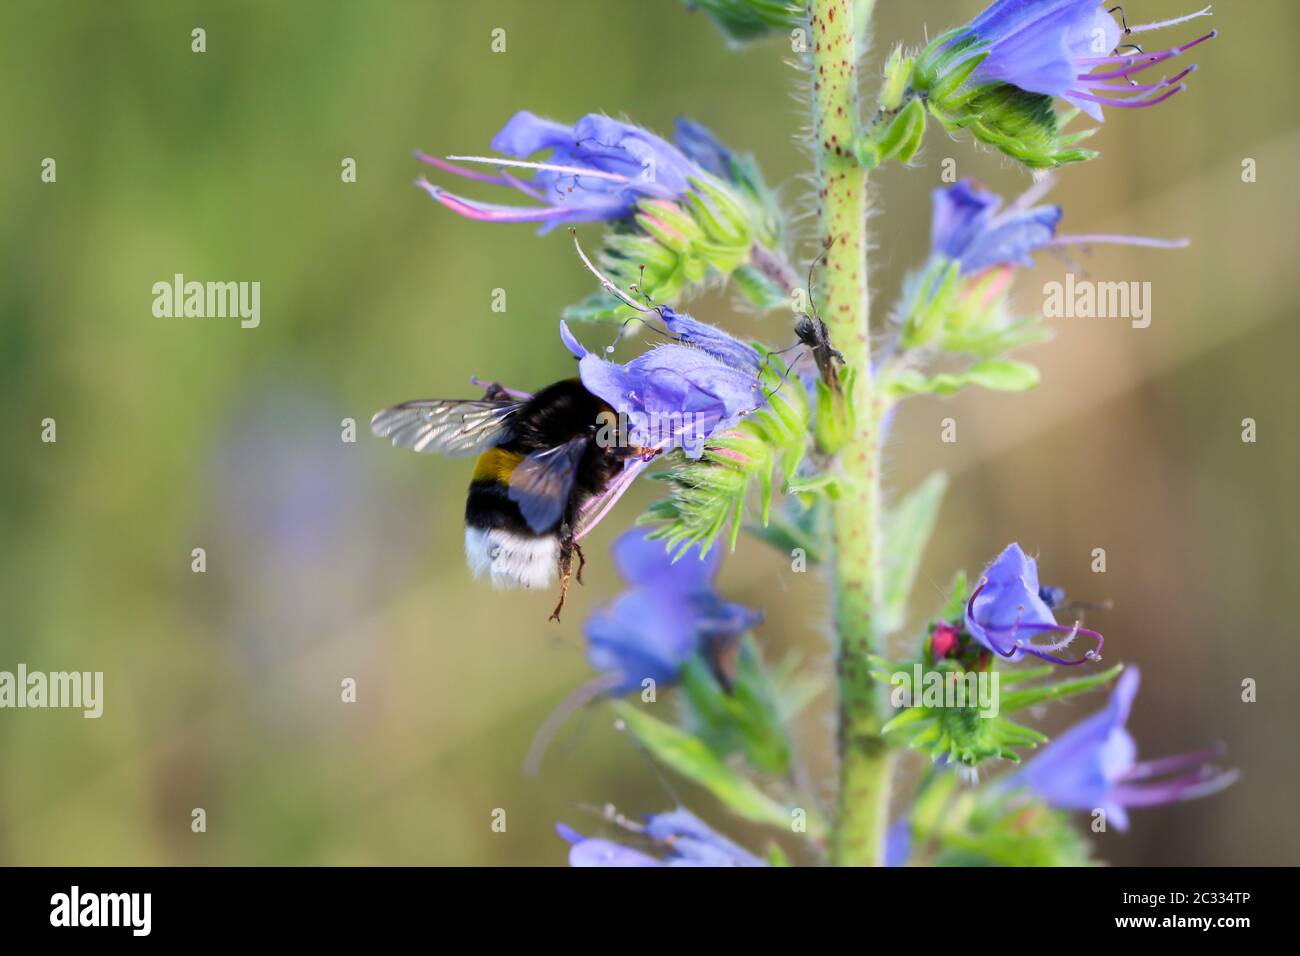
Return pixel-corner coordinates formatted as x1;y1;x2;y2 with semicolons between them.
370;399;522;458
508;435;590;534
573;455;655;540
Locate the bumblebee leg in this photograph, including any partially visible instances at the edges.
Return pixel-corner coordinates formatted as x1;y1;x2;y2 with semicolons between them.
550;538;575;622
549;575;570;622
573;541;586;585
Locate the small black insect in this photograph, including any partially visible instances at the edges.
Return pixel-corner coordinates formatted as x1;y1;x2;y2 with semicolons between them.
793;247;844;393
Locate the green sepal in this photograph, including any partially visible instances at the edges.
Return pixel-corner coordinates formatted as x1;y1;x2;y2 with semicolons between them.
680;636;800;776
879;45;915;112
999;664;1125;714
899;259;962;349
642;345;811;556
857;97;927;170
563;162;787;320
812;366;855;455
929;85;1099;169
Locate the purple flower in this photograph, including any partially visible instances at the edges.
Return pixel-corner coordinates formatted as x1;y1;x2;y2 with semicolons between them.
416;112;705;232
673;117;734;180
964;543;1105;665
929;178;1189;279
1017;668;1237;830
558;808;766;867
947;1;1216;121
524;528;759;773
885;820;912;867
585;529;760;696
561;316;765;459
931;179;1062;275
659;306;764;376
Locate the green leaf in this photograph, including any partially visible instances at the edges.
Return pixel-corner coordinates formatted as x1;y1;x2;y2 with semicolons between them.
681;0;797;43
610;701;799;833
1000;663;1124;714
880;472;949;634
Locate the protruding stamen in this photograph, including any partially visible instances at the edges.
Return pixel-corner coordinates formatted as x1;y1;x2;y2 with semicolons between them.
574;456;657;541
1066;83;1187;109
1085;64;1197;93
1127;5;1214;34
983;620;1106;666
1111;767;1240;807
416;152;545;200
1075;28;1217;67
447;154;631;184
1121;746;1225;782
416;179;568;223
570;228;658;314
1050;233;1190;250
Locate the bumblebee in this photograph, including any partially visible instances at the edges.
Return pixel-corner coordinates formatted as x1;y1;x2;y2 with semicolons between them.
371;379;652;620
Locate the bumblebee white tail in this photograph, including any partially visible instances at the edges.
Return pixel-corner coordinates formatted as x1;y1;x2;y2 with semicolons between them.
464;527;560;590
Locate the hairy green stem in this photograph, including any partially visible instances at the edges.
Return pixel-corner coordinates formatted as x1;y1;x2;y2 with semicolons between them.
808;0;892;866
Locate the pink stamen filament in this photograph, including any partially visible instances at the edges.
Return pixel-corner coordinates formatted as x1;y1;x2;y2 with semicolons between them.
416;152;502;184
1086;64;1196;93
415;179;566;222
1120;747;1224;782
965;579;1105;665
416;152;549;202
1066;83;1186;109
1111;767;1239;806
1074;29;1216;66
574;456;655;541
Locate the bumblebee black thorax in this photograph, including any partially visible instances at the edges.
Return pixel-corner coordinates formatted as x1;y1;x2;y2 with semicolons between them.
465;379;624;537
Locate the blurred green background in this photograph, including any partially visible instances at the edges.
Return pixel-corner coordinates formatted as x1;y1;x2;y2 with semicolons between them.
2;0;1296;866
